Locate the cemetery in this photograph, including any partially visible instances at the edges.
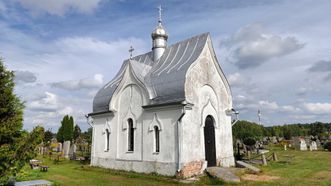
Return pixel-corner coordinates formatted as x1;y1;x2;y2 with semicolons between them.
11;119;331;185
14;140;331;185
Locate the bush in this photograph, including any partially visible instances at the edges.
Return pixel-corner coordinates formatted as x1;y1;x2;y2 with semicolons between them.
324;142;331;151
243;138;256;146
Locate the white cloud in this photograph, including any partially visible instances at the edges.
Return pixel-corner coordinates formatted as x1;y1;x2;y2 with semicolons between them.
228;73;245;87
58;106;74;115
224;23;304;69
18;0;102;16
14;70;37;84
303;102;331;114
290;114;316;120
281;105;301;113
258;100;279;111
27;92;58;112
51;74;103;91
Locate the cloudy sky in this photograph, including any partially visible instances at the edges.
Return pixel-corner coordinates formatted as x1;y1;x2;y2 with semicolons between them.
1;0;330;131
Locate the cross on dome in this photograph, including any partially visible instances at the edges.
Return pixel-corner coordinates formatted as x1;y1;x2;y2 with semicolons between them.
158;5;163;25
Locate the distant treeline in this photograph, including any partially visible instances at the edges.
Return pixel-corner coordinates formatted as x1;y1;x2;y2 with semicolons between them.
233;120;331;140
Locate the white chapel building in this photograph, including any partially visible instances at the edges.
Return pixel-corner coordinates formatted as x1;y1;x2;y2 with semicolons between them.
88;11;235;178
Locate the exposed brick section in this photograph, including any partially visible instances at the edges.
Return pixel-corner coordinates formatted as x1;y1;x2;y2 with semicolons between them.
176;160;204;178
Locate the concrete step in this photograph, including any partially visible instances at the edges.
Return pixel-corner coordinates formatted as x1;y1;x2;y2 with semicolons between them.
15;179;52;186
236;161;261;173
206;167;240;183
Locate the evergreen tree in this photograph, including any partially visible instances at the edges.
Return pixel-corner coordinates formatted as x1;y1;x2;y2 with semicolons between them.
57;115;74;142
56;124;64;143
0;59;44;184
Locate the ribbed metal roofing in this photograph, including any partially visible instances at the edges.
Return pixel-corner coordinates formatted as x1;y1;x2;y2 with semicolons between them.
92;33;209;113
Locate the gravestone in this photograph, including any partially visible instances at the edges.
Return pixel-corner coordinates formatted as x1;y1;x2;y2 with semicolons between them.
310;141;317;151
69;144;77;160
58;143;62;152
62;141;70;159
271;136;277;144
299;139;307;151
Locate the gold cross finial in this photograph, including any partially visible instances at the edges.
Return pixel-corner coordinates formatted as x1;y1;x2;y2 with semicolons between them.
129;46;134;59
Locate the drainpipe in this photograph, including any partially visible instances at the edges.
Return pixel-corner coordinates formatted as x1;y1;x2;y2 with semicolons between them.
176;106;186;172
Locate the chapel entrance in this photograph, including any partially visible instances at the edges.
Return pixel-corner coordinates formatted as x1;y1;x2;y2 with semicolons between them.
204;115;217;167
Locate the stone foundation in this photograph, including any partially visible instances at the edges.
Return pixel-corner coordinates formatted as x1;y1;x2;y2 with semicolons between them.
91;157;177;176
176;160;206;178
218;156;235;167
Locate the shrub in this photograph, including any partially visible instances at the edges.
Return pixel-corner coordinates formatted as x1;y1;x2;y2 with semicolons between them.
243;138;256;146
324;142;331;151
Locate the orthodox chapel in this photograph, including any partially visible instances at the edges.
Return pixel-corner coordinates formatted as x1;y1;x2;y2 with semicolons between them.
88;9;235;178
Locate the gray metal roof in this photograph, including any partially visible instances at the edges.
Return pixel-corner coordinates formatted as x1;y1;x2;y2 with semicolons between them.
93;33;209;113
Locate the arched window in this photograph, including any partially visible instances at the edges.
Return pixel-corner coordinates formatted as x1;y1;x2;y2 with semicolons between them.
154;126;160;153
128;118;134;151
105;129;110;151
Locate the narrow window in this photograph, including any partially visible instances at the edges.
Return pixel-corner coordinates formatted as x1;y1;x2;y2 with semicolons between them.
105;129;110;151
128;119;134;151
154;126;160;153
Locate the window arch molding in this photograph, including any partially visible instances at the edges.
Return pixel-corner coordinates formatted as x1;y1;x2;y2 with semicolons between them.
122;107;137;130
201;99;219;128
148;113;162;153
148;113;163;132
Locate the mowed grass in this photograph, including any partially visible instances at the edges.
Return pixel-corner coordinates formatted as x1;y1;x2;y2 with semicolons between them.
16;157;222;186
17;159;179;186
16;148;331;186
238;146;331;186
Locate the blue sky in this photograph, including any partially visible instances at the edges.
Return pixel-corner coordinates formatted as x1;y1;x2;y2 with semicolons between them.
1;0;331;131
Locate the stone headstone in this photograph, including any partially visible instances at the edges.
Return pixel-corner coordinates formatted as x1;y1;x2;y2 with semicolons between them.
310;141;317;151
271;137;277;144
299;139;307;151
69;144;77;160
62;141;70;159
58;143;62;152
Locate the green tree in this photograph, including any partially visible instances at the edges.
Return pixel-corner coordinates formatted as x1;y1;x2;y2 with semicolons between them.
0;59;44;184
44;129;53;144
310;122;325;137
57;115;74;143
283;125;292;140
56;124;64;143
232;120;264;140
82;127;92;145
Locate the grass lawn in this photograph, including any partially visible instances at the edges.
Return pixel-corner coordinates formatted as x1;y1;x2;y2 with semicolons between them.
16;148;331;185
251;147;331;186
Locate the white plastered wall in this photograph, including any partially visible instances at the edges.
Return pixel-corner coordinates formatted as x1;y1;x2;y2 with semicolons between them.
90;62;181;175
182;37;235;167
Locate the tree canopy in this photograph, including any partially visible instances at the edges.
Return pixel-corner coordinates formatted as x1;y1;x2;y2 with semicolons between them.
0;59;44;184
56;115;74;143
232;120;265;140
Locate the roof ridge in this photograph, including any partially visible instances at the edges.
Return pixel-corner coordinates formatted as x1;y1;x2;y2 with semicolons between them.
129;32;210;61
168;32;210;48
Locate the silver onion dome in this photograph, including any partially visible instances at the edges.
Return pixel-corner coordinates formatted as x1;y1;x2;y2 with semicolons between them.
151;6;168;61
151;24;168;40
